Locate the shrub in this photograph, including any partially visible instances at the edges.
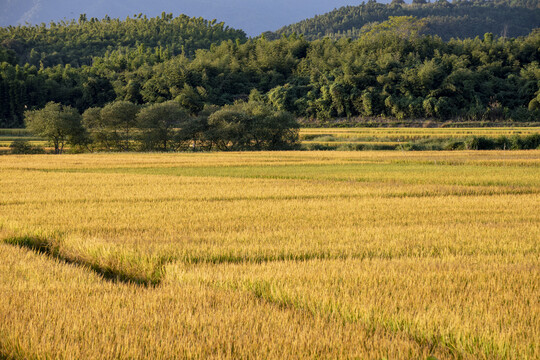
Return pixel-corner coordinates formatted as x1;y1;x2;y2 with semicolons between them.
494;136;511;150
465;136;496;150
521;134;540;149
9;139;45;154
444;140;465;150
303;143;338;151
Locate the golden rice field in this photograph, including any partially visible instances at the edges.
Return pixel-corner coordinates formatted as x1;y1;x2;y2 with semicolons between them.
300;127;540;139
299;127;540;149
0;151;539;359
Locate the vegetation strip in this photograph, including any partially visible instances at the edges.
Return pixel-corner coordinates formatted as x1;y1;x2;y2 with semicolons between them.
1;186;537;208
240;280;464;359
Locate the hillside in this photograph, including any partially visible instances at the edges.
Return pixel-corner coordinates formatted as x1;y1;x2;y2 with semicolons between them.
2;24;539;127
270;0;540;41
0;0;359;37
0;13;247;67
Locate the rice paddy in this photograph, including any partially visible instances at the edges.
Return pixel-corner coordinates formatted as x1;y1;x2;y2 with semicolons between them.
299;127;540;150
0;151;539;359
300;127;540;140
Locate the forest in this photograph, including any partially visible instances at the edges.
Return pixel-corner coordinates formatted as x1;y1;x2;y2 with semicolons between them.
271;0;540;41
0;3;539;129
0;13;247;67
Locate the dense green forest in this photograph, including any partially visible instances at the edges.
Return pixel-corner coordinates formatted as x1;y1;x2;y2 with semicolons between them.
270;0;540;41
0;13;247;67
0;8;539;128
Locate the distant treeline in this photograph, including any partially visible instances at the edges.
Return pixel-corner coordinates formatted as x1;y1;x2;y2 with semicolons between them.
270;0;540;41
0;14;539;128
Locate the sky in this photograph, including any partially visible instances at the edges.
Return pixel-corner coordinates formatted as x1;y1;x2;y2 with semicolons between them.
0;0;389;36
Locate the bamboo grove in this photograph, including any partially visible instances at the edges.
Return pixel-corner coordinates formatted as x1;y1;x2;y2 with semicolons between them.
272;0;540;41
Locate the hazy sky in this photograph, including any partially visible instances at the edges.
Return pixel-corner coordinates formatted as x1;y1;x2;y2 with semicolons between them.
0;0;391;35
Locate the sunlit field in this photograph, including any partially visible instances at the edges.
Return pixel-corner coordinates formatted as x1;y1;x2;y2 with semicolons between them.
1;151;539;359
300;127;540;149
300;127;540;139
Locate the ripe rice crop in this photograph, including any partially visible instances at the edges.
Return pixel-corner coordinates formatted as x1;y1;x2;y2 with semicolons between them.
0;151;538;359
300;127;540;139
300;127;540;149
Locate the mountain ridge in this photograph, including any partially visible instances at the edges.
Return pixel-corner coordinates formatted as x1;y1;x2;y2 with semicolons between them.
0;0;371;36
270;0;540;40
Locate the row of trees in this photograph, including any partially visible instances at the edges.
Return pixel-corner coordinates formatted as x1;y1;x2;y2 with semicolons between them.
271;0;540;41
25;101;299;153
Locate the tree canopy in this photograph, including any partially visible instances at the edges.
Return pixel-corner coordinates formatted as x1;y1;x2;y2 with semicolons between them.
270;0;540;41
2;7;540;128
24;102;85;153
0;13;246;67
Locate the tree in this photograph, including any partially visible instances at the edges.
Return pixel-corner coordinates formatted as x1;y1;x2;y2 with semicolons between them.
206;107;250;150
247;102;300;150
206;102;299;150
175;84;206;115
100;101;139;150
124;80;143;104
24;102;85;154
137;101;189;151
82;107;114;151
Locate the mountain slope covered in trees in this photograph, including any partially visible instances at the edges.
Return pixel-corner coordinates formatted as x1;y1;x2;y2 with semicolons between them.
0;0;360;37
270;0;540;41
0;13;247;67
1;20;539;128
0;7;539;128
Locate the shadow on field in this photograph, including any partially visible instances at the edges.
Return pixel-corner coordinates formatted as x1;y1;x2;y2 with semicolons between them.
2;235;459;359
4;235;161;287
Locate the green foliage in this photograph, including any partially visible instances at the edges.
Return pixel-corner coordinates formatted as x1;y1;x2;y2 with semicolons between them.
100;101;140;151
0;14;245;127
137;101;190;151
175;84;206;115
82;107;113;151
1;10;539;128
464;136;496;150
404;134;540;151
0;14;246;67
206;102;299;150
24;102;85;154
362;16;427;40
272;0;540;41
9;139;45;154
80;100;299;152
